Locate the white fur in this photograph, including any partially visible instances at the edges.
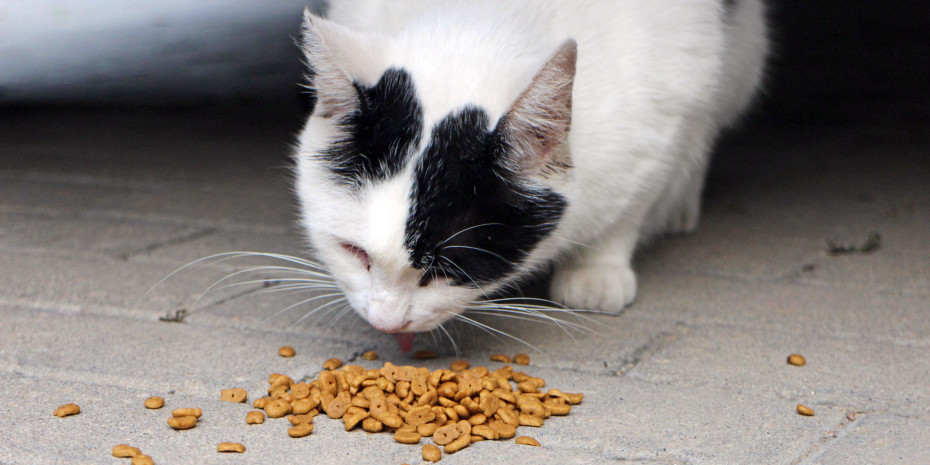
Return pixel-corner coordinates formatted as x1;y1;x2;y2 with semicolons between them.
294;0;767;329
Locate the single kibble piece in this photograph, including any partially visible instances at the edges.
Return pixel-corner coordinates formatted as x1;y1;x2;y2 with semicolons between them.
323;358;343;370
422;444;442;463
167;415;198;430
144;397;164;409
245;411;264;425
279;346;296;357
515;436;541;446
796;404;815;416
131;455;154;465
787;354;806;366
449;360;470;371
171;408;202;418
217;442;246;453
413;350;438;359
53;403;80;418
112;445;141;458
490;354;512;363
264;399;293;418
362;350;379;361
513;353;530;365
220;388;248;403
288;422;314;438
393;429;422;444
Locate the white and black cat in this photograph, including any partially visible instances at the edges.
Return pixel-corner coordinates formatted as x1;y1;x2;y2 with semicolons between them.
292;0;768;343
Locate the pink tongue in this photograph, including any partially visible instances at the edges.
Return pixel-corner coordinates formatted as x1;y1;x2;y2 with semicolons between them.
394;332;415;353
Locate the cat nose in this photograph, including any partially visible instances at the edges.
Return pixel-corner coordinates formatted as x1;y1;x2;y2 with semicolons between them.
371;320;412;334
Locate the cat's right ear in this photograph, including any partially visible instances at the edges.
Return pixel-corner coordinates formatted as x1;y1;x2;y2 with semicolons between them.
300;11;384;119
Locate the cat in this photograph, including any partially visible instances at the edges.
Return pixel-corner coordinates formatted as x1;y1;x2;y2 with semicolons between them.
292;0;768;342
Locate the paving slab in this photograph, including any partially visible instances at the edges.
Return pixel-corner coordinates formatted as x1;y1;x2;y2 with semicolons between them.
799;414;930;465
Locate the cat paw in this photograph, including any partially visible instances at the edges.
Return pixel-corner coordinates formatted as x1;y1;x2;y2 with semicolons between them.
549;265;637;313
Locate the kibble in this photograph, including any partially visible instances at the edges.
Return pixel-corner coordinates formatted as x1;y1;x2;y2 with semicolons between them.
796;404;815;416
513;353;530;365
362;350;379;360
217;442;246;453
279;346;296;357
53;403;80;418
449;360;470;371
221;388;248;403
413;350;438;359
171;408;202;419
515;436;540;446
112;445;141;458
288;422;314;438
422;444;442;462
490;354;512;363
167;415;198;430
144;397;164;409
323;358;343;370
245;411;265;425
787;354;806;366
131;455;154;465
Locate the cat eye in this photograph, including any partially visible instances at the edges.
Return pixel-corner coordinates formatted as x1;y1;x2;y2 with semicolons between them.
340;242;370;271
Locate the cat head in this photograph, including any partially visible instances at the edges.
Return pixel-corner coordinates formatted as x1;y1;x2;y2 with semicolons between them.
293;11;577;334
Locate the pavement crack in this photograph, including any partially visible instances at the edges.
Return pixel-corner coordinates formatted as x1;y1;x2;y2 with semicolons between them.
615;323;689;376
116;227;217;260
791;407;866;465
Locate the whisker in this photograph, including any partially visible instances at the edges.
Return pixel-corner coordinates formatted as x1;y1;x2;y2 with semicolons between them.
436;322;460;358
451;313;540;353
293;297;349;326
263;292;345;322
438;222;506;247
442;245;510;264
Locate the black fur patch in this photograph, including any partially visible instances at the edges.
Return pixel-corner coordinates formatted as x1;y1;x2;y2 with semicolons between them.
320;68;422;185
405;107;567;288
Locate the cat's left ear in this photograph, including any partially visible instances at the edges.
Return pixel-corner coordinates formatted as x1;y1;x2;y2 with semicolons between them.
497;39;577;178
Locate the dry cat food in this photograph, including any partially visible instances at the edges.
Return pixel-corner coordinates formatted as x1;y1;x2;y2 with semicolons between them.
53;403;80;418
249;359;582;462
217;442;246;453
413;350;438;360
220;388;248;403
323;358;343;370
130;455;154;465
796;404;814;416
787;354;806;366
490;354;512;363
143;397;164;409
111;445;142;458
279;346;296;357
515;436;540;446
363;350;379;360
246;410;265;424
171;408;202;418
513;353;530;365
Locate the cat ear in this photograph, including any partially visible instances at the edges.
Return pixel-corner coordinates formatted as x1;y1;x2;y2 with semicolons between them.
300;10;384;118
498;39;577;177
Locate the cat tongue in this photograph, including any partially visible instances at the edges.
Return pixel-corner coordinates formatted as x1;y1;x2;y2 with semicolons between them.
394;332;415;353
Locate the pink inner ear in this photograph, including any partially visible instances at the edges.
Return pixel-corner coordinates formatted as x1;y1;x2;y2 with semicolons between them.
341;242;370;270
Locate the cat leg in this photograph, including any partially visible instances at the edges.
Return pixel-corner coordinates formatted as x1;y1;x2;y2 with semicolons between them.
549;220;640;313
663;157;709;235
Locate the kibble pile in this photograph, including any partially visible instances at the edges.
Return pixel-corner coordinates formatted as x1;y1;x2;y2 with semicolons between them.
250;356;583;461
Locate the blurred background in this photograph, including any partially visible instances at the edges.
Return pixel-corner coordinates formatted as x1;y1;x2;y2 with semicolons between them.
1;1;927;126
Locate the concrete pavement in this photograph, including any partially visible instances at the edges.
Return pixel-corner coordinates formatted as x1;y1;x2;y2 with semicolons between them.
1;106;928;464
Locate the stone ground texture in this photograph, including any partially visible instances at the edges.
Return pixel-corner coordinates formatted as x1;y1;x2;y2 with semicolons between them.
1;106;928;465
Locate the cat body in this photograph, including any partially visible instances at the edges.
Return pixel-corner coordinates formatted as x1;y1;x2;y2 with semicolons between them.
293;0;767;333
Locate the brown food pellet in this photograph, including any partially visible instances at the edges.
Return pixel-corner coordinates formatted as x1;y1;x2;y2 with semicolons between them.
217;442;246;453
787;354;806;366
143;397;164;409
112;445;141;458
393;429;422;444
362;350;379;360
449;360;470;371
796;404;815;416
413;350;438;359
422;444;442;462
167;415;198;430
245;411;265;425
323;358;343;370
220;388;248;403
288;422;314;438
264;399;293;418
279;346;296;357
131;455;154;465
490;354;512;363
515;436;541;446
513;353;530;365
171;408;202;418
53;403;80;418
